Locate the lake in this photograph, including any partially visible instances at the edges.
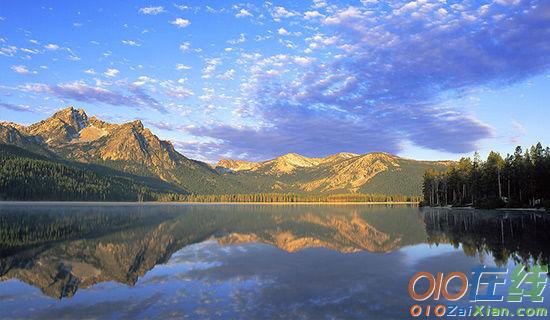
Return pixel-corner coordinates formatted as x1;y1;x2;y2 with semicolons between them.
0;203;549;319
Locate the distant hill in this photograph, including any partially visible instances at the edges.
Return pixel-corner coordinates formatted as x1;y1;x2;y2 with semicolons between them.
0;106;452;197
216;152;451;195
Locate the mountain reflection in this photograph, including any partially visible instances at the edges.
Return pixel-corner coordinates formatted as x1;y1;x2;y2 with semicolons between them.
0;204;548;300
0;204;425;299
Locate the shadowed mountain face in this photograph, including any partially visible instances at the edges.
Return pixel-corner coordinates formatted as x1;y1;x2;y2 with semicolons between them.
0;204;427;299
0;106;450;196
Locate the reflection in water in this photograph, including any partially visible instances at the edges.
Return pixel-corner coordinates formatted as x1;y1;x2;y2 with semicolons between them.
0;204;549;319
423;208;550;268
0;204;426;299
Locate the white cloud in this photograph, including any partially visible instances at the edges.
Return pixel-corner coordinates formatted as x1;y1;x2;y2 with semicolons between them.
11;65;36;74
179;42;191;51
218;69;235;80
122;40;141;47
228;33;246;44
175;4;190;11
166;86;194;98
235;9;253;18
304;11;325;20
278;28;290;35
312;0;327;9
171;18;190;28
176;64;192;70
44;43;59;50
139;6;165;15
84;68;96;74
294;56;315;66
0;45;17;57
324;6;362;24
104;68;120;77
133;75;157;86
202;58;222;79
495;0;521;5
20;48;39;54
272;6;296;20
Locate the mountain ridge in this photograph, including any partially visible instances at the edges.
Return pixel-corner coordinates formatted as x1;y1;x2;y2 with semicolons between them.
0;106;452;195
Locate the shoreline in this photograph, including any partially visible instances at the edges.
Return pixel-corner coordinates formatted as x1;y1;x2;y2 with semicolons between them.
421;206;547;212
0;201;419;206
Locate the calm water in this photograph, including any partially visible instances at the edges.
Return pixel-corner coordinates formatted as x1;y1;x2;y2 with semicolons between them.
0;203;549;319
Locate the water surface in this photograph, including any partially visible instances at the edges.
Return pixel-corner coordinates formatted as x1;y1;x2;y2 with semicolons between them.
0;204;548;319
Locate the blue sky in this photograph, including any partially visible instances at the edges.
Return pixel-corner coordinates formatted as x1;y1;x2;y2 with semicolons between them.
0;0;549;162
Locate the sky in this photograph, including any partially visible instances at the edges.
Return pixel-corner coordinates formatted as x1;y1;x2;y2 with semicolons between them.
0;0;549;162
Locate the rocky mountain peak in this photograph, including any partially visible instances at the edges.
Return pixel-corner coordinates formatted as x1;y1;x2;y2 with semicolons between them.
52;106;89;131
126;119;144;131
25;106;90;144
270;152;320;172
216;159;258;172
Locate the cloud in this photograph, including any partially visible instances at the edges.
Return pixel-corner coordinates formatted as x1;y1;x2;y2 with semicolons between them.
122;40;141;47
19;48;39;54
179;42;190;51
0;101;31;112
201;58;222;79
11;65;36;74
235;9;253;18
277;28;289;36
84;68;96;75
176;64;191;70
44;43;59;50
164;84;194;99
218;69;235;80
272;6;297;20
171;18;190;28
139;6;165;15
21;81;167;113
0;45;17;57
104;68;119;77
304;11;325;20
510;120;527;144
132;75;157;86
187;0;550;160
228;33;246;45
145;120;182;131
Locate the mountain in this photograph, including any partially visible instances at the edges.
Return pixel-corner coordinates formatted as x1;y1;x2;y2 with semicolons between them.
0;144;185;201
217;152;450;195
0;106;451;197
0;107;241;194
0;121;53;156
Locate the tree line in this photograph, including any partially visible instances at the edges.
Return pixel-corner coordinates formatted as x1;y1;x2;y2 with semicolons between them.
422;143;550;209
173;193;422;203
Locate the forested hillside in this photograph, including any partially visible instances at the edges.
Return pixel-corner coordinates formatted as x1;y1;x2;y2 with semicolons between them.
422;143;550;209
0;144;186;201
